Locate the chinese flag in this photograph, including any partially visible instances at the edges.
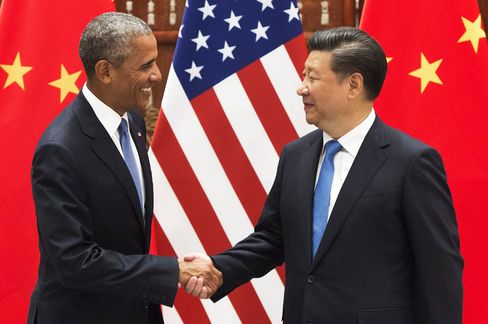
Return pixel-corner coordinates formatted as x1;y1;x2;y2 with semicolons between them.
0;1;113;322
360;1;488;322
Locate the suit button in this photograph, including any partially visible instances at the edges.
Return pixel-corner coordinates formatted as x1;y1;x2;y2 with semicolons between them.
306;275;315;284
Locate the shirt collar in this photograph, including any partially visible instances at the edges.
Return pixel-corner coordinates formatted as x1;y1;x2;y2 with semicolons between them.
82;83;128;137
322;108;376;158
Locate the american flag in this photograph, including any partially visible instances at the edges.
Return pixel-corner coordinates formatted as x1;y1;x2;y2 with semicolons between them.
149;0;314;322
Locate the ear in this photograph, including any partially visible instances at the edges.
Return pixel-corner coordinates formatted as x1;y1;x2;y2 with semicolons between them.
347;72;364;99
94;60;112;84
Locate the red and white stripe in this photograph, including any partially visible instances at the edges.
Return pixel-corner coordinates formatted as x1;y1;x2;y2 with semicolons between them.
150;34;314;323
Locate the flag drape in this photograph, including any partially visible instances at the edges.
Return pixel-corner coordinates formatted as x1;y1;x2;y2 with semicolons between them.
0;1;114;322
360;1;488;323
149;1;311;322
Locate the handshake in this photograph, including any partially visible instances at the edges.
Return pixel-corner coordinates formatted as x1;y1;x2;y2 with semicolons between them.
178;253;222;299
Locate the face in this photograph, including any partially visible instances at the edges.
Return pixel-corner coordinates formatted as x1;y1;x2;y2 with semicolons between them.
109;35;161;114
297;50;351;132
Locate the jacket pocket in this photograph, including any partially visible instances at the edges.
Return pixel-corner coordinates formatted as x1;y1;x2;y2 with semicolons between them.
358;307;414;324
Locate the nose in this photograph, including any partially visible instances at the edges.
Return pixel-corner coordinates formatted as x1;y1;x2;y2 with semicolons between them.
296;83;309;96
149;65;162;82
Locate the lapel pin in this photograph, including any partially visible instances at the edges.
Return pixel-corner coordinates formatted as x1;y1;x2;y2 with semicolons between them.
137;132;142;137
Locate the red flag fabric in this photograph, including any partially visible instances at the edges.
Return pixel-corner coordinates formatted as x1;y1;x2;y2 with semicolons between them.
360;1;488;323
149;1;310;322
0;1;114;322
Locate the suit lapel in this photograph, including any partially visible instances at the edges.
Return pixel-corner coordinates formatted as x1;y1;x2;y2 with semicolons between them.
73;94;146;233
296;130;324;266
128;112;153;240
311;117;390;271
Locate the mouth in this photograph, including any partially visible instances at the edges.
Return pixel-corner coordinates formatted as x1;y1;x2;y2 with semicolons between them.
140;87;152;94
303;102;313;110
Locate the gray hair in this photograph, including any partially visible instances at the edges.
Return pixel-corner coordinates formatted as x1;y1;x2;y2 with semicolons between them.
308;27;387;101
79;12;153;78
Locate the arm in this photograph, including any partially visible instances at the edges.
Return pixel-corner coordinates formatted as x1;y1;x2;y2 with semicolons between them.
32;142;179;305
402;148;463;323
209;146;289;302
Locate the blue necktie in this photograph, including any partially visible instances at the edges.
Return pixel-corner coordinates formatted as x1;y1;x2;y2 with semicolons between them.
312;140;342;258
118;119;143;212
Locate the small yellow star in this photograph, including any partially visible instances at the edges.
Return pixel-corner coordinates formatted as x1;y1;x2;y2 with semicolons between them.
0;52;33;90
386;57;393;63
48;64;82;103
458;14;486;53
408;53;443;94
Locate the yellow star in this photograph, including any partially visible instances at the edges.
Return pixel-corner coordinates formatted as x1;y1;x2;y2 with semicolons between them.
386;57;393;63
0;52;33;90
458;14;486;53
408;53;443;94
48;64;82;103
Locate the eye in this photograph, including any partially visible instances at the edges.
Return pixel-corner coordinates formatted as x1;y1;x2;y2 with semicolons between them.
140;61;155;71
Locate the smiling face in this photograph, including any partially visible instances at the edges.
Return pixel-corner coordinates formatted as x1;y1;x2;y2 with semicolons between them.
108;35;161;115
297;50;352;133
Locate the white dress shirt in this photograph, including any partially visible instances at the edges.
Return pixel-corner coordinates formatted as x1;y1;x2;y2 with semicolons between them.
315;109;376;221
82;85;145;214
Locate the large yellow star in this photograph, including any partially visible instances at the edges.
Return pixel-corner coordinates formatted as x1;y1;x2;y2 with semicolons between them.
458;14;486;53
408;53;443;94
48;64;81;103
0;52;33;90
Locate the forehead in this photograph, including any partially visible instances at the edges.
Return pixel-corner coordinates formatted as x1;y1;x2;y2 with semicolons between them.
304;50;332;71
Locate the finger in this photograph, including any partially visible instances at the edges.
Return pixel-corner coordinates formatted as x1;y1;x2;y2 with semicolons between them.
185;276;197;294
183;254;197;262
200;286;209;299
192;278;204;297
178;282;182;289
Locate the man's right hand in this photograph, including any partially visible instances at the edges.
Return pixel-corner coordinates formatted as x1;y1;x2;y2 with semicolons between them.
178;254;222;298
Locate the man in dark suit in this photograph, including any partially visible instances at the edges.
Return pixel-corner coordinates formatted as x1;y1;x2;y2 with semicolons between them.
28;12;221;324
185;27;463;323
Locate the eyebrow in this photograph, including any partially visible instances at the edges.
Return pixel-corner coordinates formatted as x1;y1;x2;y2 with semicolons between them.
140;59;156;69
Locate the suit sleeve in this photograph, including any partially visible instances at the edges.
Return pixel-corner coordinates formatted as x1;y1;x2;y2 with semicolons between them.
32;142;179;306
210;146;288;302
402;147;463;323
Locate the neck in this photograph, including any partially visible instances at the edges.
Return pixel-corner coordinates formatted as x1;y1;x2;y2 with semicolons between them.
86;80;124;116
321;103;372;139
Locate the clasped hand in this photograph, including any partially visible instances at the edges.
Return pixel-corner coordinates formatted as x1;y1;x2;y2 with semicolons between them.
178;253;222;299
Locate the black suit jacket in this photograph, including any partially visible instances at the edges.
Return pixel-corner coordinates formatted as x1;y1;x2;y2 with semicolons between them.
28;93;178;324
212;117;463;324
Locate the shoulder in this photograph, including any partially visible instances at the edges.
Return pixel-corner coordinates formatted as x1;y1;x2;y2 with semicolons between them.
376;118;433;156
37;103;78;148
282;128;322;153
35;93;93;154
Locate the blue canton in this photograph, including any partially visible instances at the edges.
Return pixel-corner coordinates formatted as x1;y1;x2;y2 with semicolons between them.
174;0;302;99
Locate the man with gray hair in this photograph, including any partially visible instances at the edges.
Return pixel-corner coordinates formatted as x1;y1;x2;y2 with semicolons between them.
28;12;221;324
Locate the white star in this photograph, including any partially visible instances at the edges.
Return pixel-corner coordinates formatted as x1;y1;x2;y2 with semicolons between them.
284;2;300;22
178;24;184;38
224;11;242;31
256;0;274;11
185;61;204;81
191;30;210;51
198;0;216;20
251;21;269;41
217;41;236;61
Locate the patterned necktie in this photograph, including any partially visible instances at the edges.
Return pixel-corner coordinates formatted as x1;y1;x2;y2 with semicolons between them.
312;140;342;258
118;118;143;212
